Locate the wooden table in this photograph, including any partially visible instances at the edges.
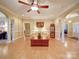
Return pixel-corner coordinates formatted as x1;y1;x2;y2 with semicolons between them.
31;39;49;47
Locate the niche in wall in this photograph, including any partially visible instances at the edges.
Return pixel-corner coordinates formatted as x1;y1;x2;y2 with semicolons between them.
24;23;30;37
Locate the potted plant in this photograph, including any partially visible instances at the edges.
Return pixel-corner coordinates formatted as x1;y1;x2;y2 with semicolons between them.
38;32;41;39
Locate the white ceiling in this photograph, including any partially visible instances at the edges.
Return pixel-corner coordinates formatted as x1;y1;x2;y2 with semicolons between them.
0;0;79;19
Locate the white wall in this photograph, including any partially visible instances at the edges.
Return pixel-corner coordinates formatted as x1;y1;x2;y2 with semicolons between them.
73;22;79;38
67;23;73;37
23;20;53;38
55;18;61;40
14;18;24;40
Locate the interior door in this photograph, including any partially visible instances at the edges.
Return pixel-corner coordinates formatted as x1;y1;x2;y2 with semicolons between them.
24;23;30;37
50;24;55;38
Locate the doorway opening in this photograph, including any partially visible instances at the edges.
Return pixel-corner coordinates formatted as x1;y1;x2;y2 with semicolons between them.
64;24;68;38
0;12;9;43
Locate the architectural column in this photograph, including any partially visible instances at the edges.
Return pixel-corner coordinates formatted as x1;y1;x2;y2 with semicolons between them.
55;19;61;40
7;17;11;43
61;19;66;42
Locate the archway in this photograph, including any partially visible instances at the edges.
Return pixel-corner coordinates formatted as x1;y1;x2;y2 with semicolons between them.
0;11;9;42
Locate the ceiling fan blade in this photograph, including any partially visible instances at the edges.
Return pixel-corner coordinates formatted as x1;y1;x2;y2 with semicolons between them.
18;0;31;6
27;9;32;12
31;0;34;5
37;10;40;14
38;5;49;8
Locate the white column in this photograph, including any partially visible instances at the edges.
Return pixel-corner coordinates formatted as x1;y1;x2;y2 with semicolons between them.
55;19;61;40
61;20;65;42
7;17;11;43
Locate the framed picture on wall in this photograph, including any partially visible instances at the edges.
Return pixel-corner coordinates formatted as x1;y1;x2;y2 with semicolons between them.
36;22;44;28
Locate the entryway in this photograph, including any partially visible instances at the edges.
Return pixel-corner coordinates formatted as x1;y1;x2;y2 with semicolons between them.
0;11;14;43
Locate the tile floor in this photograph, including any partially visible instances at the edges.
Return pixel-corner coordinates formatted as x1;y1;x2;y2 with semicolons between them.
0;37;79;59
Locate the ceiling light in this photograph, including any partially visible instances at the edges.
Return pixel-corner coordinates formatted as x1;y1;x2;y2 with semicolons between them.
68;20;72;23
31;6;38;11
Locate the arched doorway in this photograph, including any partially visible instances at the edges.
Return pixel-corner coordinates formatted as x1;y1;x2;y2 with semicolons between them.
0;11;9;42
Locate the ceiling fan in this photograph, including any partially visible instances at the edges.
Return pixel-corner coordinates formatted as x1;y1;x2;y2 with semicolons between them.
18;0;49;14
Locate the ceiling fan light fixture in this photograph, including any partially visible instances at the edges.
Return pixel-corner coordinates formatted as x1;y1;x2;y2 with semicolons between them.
31;6;38;11
18;0;49;13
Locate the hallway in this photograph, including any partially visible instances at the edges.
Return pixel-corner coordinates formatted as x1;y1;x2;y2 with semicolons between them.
0;38;79;59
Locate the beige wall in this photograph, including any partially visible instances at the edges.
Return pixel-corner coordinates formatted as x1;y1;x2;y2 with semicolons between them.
14;18;24;40
67;23;73;37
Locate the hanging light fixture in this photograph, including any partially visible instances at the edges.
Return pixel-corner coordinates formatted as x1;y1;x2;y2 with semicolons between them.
18;0;49;14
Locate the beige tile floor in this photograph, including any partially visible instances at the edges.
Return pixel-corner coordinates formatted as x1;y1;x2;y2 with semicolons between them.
0;37;79;59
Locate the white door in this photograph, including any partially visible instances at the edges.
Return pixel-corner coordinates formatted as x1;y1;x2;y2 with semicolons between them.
24;23;30;37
